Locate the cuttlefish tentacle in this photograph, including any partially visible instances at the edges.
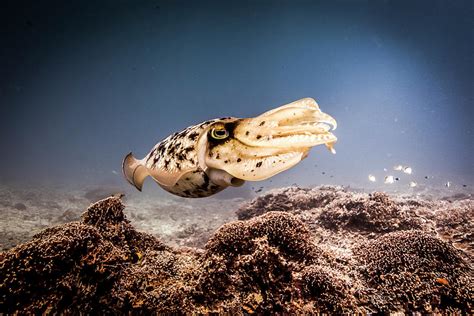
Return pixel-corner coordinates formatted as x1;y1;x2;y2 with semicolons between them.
123;98;337;198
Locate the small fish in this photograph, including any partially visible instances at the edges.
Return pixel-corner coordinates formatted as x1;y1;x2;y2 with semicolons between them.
368;174;376;182
409;181;417;188
403;167;412;174
394;165;403;171
435;278;449;286
384;175;395;184
123;98;337;198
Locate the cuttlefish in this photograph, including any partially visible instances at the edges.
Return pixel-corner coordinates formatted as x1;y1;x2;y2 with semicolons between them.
123;98;337;198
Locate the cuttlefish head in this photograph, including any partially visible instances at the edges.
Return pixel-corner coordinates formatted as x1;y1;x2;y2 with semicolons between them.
198;98;337;182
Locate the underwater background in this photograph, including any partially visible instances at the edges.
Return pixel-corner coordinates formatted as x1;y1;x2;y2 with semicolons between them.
1;0;472;192
0;1;473;313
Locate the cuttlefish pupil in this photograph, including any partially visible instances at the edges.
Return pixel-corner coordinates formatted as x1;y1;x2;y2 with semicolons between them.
123;98;337;198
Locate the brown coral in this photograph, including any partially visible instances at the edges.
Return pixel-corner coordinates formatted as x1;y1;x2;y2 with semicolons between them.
301;265;356;313
0;196;168;314
1;188;473;314
236;185;346;220
354;230;474;313
1;196;352;314
318;192;424;233
195;211;342;313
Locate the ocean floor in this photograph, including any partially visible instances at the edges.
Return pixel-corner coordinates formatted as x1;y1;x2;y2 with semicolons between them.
0;185;473;313
0;184;244;251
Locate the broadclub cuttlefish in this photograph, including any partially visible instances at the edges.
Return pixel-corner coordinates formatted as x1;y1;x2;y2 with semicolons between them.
123;98;337;197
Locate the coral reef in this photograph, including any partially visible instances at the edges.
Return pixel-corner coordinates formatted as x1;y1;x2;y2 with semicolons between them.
318;191;424;233
1;186;473;314
355;231;473;313
0;197;354;314
236;185;342;220
194;212;349;313
0;197;168;313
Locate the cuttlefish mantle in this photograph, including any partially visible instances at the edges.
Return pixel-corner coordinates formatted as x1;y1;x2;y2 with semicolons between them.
123;98;337;198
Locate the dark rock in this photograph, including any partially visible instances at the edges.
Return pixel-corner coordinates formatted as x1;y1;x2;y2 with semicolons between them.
13;203;27;211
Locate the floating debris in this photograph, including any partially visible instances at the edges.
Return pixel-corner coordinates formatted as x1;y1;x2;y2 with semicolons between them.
409;181;417;188
383;168;388;172
368;175;376;182
255;187;264;193
112;170;119;175
403;167;412;174
445;182;451;188
394;165;403;171
384;176;395;184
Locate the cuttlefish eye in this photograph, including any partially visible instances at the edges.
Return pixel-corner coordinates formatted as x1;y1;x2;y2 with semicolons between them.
210;127;229;140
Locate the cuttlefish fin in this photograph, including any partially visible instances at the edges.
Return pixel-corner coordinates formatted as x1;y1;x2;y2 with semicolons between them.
123;153;149;191
123;152;194;190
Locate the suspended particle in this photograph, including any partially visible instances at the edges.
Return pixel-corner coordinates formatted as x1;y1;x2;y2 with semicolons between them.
409;181;417;188
445;182;451;188
403;167;412;174
368;175;376;182
394;165;403;171
384;175;395;184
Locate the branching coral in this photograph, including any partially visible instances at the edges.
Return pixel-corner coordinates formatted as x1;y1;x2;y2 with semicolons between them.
236;185;346;220
1;189;472;314
354;230;474;313
318;192;424;233
0;197;168;314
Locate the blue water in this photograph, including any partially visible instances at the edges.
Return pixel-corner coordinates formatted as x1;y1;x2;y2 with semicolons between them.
1;0;472;192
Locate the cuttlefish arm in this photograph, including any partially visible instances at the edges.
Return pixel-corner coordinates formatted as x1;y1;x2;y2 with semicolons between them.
123;98;337;197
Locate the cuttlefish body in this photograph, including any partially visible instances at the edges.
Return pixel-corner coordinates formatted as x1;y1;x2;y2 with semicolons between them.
123;98;337;198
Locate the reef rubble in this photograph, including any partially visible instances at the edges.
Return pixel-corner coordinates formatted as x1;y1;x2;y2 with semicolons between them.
1;186;473;314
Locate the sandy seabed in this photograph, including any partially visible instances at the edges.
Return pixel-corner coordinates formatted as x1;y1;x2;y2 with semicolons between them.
0;185;473;314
